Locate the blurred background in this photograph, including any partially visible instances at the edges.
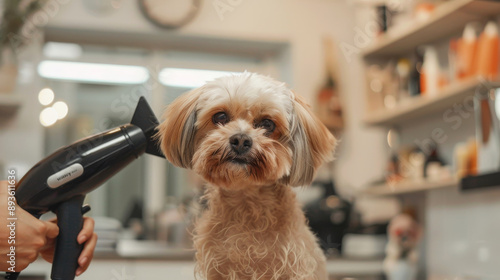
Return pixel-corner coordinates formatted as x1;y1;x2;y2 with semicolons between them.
0;0;499;279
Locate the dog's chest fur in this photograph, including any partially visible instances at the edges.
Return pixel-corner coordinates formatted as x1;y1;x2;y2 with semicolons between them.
193;184;327;280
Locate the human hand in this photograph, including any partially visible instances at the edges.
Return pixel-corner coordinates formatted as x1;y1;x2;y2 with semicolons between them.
0;181;59;272
39;217;98;276
0;181;98;275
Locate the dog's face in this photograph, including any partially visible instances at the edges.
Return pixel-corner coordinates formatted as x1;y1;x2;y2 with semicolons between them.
388;214;421;250
157;73;336;189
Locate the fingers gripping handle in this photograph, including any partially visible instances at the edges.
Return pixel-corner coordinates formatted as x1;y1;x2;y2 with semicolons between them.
51;195;86;280
5;213;42;280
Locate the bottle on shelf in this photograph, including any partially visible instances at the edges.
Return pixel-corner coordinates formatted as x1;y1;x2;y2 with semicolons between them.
475;89;500;174
420;46;440;96
423;145;445;179
457;23;478;80
453;138;477;179
448;39;458;84
475;21;499;80
396;58;411;100
408;51;423;97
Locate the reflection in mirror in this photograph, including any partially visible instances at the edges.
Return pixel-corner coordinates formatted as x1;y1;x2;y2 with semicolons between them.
39;43;154;232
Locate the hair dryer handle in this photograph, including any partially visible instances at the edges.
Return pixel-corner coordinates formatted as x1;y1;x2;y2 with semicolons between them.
51;195;86;280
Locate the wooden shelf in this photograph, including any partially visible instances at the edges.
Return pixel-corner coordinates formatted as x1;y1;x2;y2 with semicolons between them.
0;94;22;119
363;0;500;58
363;76;500;127
363;178;459;196
461;171;500;191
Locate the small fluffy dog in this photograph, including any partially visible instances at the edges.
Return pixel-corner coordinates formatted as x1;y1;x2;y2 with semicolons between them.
383;214;421;280
157;73;336;280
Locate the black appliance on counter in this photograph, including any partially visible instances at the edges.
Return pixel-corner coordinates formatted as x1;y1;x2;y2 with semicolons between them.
304;180;351;256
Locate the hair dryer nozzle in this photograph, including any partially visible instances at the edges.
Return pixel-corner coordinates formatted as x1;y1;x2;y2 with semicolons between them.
131;96;164;158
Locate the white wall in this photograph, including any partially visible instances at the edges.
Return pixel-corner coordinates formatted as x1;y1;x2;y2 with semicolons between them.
426;187;500;280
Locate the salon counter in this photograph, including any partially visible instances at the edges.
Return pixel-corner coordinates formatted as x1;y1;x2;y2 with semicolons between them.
20;239;383;279
21;256;383;280
23;258;197;280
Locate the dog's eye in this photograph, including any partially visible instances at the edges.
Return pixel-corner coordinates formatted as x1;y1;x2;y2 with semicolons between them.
256;119;275;134
212;112;229;125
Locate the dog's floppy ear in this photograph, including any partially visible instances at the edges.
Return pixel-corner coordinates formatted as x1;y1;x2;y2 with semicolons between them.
285;93;336;186
156;87;203;168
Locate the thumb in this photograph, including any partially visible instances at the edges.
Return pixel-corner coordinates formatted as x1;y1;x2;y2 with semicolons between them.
42;220;60;239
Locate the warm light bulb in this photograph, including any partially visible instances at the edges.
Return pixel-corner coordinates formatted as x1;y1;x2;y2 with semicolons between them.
387;128;399;149
40;107;58;127
52;101;68;120
38;88;54;105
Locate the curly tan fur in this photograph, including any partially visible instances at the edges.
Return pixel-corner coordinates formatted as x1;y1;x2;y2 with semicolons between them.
157;73;335;280
194;185;327;280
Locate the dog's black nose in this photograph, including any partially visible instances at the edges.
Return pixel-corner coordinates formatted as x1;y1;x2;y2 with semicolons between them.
229;134;253;155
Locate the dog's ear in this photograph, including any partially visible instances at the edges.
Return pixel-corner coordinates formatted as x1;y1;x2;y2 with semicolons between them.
156;87;203;169
285;93;336;186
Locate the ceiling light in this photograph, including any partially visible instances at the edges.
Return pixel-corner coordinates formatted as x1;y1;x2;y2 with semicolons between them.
52;101;69;120
38;88;54;105
38;60;149;85
43;42;82;59
40;107;58;127
159;68;241;88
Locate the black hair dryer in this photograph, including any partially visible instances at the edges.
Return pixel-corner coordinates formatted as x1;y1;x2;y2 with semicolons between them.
6;97;164;280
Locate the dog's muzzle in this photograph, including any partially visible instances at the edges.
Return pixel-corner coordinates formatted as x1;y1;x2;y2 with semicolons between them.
229;133;253;155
